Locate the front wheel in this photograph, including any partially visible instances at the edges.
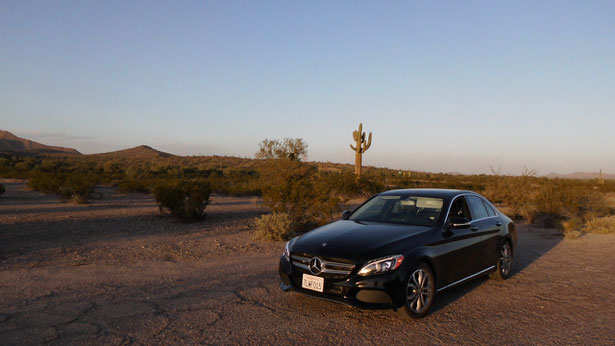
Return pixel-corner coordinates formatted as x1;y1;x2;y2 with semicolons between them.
397;263;436;319
490;241;513;281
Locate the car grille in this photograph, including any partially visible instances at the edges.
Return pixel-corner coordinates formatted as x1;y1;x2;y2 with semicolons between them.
290;254;355;276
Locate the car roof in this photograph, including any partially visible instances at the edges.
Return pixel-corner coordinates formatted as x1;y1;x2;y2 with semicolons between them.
378;188;474;199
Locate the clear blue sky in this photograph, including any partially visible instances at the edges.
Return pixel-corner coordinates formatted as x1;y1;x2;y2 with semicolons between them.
1;1;614;174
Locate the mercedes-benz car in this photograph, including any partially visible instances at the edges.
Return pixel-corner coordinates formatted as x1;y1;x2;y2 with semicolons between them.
279;189;516;319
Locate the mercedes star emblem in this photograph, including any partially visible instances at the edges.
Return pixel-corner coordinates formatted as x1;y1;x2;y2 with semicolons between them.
309;257;323;275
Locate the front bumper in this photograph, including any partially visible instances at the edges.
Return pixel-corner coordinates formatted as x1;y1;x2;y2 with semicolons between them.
279;255;407;310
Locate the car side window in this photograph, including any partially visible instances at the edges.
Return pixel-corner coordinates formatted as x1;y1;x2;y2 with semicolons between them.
359;197;387;220
448;197;471;219
482;199;497;217
466;195;489;220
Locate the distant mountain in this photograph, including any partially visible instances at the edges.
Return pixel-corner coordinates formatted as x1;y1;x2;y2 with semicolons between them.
545;172;615;180
89;145;174;159
0;130;81;155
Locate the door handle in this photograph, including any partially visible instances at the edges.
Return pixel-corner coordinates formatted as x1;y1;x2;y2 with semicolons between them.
495;221;502;227
471;226;479;231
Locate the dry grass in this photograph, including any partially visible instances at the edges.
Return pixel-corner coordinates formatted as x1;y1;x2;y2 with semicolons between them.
605;193;615;210
558;218;583;240
584;215;615;234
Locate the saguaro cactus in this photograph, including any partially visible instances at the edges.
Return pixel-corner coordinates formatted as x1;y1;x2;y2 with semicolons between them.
349;123;372;178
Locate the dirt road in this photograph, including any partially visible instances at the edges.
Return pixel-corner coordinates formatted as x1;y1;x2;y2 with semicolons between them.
1;180;614;344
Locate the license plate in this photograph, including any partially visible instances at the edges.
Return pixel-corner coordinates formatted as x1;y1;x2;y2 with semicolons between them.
302;274;324;293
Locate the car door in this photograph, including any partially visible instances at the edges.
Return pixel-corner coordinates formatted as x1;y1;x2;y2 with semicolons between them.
480;198;504;268
439;196;481;285
465;195;501;272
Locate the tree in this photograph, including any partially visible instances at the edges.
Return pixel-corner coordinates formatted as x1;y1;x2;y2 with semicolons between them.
255;138;308;161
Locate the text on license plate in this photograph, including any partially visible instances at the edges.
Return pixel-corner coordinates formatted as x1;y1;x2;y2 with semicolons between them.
302;274;324;292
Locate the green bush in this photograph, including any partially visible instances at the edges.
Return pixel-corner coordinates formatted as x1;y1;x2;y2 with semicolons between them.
117;178;151;193
482;176;612;226
28;171;97;203
14;161;32;171
254;212;294;240
258;159;342;234
481;175;536;220
61;173;97;203
28;171;63;194
0;158;10;169
39;159;59;172
531;181;609;225
208;173;262;196
322;172;384;198
154;179;211;221
0;183;5;197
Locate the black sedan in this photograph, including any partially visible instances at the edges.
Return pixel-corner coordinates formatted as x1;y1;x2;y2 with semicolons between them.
279;189;516;318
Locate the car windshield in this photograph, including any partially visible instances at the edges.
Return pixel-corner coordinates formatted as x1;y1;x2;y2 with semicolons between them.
349;195;444;227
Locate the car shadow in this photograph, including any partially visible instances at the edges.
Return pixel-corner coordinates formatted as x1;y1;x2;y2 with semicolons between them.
430;277;488;314
430;225;562;314
508;224;562;277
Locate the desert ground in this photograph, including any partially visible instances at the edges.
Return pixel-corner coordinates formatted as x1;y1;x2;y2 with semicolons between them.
1;179;614;345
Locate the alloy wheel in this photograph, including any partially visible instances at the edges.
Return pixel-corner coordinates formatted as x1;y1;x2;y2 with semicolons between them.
500;243;512;276
406;268;433;314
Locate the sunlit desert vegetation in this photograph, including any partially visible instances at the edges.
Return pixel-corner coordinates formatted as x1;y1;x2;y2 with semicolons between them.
1;143;614;236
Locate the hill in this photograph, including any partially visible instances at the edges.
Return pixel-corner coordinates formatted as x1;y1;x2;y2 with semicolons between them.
545;171;615;180
0;130;81;156
89;145;174;159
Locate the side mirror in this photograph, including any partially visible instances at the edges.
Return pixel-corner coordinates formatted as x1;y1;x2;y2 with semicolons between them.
448;216;471;229
341;210;352;219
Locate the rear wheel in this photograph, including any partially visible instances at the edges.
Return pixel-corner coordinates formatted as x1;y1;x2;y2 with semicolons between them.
490;241;512;281
397;263;435;319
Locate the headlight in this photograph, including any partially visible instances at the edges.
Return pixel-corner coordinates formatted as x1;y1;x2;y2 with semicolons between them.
358;255;404;276
283;241;290;260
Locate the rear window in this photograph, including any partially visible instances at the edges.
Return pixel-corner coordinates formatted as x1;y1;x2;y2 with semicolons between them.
482;200;497;217
466;195;489;220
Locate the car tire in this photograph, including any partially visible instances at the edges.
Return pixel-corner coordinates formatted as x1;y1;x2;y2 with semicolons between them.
490;241;513;281
397;262;436;319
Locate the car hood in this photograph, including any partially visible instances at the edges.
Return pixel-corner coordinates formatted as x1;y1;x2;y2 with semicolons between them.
290;220;433;261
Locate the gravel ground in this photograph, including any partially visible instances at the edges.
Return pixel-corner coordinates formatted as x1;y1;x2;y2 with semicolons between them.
1;180;614;345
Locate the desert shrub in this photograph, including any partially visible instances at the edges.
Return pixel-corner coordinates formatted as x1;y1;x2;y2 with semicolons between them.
258;159;342;233
531;181;609;225
557;217;583;239
39;159;59;172
14;161;32;171
154;179;211;221
482;176;611;225
254;212;294;240
207;171;262;196
61;173;97;203
0;157;10;169
583;216;615;234
103;161;117;174
322;172;384;198
28;171;63;194
481;175;536;220
28;171;97;203
117;178;151;193
0;183;5;196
